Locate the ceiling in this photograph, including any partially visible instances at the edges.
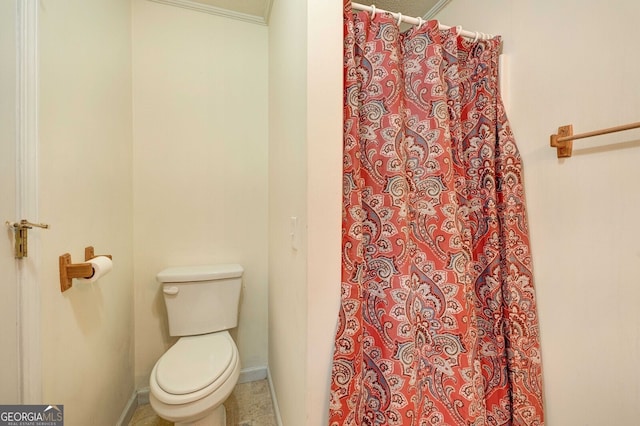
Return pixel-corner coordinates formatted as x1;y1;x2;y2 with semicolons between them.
149;0;449;25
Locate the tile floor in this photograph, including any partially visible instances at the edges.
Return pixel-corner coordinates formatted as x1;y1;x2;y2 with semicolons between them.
128;379;277;426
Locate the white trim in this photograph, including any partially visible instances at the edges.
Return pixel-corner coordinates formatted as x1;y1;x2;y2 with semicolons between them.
147;0;269;25
262;0;273;25
16;0;41;404
267;367;283;426
136;387;150;406
116;391;139;426
238;366;267;384
423;0;452;20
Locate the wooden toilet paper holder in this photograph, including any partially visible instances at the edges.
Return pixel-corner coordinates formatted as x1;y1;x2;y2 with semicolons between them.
59;246;112;292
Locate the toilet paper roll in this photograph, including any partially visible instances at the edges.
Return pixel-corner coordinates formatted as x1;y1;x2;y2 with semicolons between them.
77;256;113;283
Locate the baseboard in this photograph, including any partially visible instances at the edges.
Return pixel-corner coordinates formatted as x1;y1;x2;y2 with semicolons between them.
118;366;270;425
137;387;150;405
238;366;267;384
267;367;284;426
116;390;139;426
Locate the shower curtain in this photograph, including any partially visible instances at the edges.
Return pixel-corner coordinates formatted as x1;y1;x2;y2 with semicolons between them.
329;4;544;426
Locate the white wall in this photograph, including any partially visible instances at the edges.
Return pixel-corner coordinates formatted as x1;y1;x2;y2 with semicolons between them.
268;0;342;424
132;0;269;388
38;0;134;424
436;1;640;424
267;0;308;423
305;0;342;423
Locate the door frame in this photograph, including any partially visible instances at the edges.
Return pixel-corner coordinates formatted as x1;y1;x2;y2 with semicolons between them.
16;0;41;404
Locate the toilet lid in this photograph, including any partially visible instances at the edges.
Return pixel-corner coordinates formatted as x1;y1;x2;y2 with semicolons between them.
155;333;234;395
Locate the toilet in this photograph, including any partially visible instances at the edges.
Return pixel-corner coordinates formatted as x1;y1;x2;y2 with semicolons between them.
150;264;243;426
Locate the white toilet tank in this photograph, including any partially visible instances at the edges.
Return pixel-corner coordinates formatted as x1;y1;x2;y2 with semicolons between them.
157;264;243;337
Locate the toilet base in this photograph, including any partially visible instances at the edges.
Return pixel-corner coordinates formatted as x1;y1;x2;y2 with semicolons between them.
175;404;225;426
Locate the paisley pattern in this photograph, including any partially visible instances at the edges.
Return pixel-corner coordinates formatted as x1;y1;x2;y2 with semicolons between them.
330;4;544;425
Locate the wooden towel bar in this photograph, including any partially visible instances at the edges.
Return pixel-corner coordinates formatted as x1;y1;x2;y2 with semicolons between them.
550;121;640;158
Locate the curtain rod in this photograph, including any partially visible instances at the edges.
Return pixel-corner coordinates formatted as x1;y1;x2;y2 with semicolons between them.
351;2;496;41
550;121;640;158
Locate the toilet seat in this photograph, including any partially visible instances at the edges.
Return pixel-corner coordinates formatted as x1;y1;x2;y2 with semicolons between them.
150;331;239;406
156;332;233;395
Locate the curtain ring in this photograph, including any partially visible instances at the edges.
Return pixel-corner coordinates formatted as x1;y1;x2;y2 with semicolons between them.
455;25;462;36
370;5;376;19
396;13;403;26
473;31;480;42
417;17;424;29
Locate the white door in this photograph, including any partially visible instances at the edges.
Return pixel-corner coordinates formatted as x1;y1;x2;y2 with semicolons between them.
0;0;20;404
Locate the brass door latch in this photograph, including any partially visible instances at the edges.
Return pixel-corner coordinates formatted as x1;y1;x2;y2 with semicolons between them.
5;220;49;258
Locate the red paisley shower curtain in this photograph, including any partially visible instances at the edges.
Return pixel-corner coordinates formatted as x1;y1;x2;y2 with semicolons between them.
329;4;544;426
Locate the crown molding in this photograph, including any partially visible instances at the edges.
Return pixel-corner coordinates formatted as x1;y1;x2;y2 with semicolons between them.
147;0;270;25
423;0;452;20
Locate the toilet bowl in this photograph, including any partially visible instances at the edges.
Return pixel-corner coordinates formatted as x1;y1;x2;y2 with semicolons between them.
150;264;244;426
150;331;240;425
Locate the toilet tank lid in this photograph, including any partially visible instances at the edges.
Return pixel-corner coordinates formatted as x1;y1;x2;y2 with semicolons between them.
157;264;243;283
